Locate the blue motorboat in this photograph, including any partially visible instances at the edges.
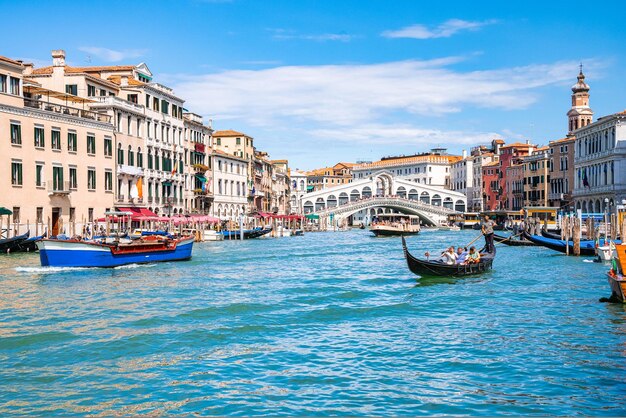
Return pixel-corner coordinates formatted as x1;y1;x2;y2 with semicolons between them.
37;235;194;268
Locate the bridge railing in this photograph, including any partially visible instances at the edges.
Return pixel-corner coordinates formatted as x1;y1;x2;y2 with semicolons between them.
312;195;460;217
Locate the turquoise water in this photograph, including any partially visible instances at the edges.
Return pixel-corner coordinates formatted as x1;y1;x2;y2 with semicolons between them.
1;229;625;415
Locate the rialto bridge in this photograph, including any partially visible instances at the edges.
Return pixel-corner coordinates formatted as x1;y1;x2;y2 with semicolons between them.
294;171;466;226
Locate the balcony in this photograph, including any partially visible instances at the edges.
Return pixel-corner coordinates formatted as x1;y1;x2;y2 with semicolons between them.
117;195;125;202
47;180;71;196
24;98;111;123
90;96;145;115
147;197;153;203
146;137;156;147
117;164;144;177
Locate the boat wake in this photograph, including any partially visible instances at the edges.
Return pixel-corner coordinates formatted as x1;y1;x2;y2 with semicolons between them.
16;263;157;273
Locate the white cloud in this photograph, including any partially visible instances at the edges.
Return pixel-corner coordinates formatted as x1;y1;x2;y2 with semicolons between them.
78;47;147;63
382;19;498;39
270;28;354;42
171;57;586;127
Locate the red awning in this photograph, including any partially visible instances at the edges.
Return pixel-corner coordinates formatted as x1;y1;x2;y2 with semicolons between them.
116;207;158;219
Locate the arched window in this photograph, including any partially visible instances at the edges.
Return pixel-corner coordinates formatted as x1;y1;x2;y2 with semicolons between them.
117;143;124;165
420;191;430;204
431;194;442;206
315;198;325;211
338;192;349;205
128;145;134;166
443;197;453;209
303;201;314;213
327;195;338;208
350;189;360;202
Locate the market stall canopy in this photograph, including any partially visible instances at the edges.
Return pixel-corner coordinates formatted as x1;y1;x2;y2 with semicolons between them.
305;214;319;220
116;207;158;219
0;207;12;215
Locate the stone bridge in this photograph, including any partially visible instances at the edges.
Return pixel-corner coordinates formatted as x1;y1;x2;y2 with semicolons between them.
296;170;466;226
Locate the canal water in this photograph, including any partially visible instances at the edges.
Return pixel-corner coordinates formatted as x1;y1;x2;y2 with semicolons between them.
0;229;625;415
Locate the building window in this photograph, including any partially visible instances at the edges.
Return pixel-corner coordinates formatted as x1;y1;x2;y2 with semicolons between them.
34;126;45;148
87;134;96;155
155;152;160;170
236;137;241;145
100;89;106;97
69;207;75;223
12;207;19;223
87;85;96;96
147;151;153;169
69;167;77;189
104;137;112;157
52;166;64;191
161;99;169;114
128;146;134;166
217;138;221;146
35;163;43;187
87;169;96;190
105;171;113;192
36;207;43;224
153;97;159;112
88;208;94;223
10;122;21;145
0;74;6;92
65;84;78;96
11;161;23;186
51;129;61;150
68;131;77;152
137;148;143;168
117;144;124;165
145;94;151;109
9;77;20;95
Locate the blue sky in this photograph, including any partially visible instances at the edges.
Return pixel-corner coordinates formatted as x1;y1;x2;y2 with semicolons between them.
2;0;625;170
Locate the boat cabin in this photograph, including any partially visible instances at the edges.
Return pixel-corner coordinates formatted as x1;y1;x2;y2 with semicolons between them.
523;207;558;231
373;213;420;226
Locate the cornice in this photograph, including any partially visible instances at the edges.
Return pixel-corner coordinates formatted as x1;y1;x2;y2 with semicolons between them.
0;103;114;131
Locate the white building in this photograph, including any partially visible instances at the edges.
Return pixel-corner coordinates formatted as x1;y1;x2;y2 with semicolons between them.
351;150;460;189
572;110;626;213
450;150;473;203
210;150;249;220
289;169;308;213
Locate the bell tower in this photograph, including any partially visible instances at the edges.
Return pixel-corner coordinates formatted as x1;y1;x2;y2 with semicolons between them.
567;65;593;136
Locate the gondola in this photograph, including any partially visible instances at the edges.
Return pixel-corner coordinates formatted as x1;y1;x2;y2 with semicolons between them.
222;227;272;240
402;236;496;277
493;233;536;246
540;229;564;240
0;231;29;253
522;231;597;256
13;232;46;252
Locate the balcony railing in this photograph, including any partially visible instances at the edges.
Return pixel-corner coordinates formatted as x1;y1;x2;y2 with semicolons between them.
90;96;145;114
117;195;125;202
24;98;111;123
117;164;144;177
147;197;153;203
47;180;71;195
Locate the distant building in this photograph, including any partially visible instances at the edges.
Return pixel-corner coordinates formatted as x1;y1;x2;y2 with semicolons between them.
482;161;500;210
547;137;575;208
572;109;626;213
306;162;355;192
522;146;550;207
210;150;248;220
497;142;535;210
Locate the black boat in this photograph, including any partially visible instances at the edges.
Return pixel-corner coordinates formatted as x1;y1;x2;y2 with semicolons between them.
540;229;564;240
402;236;496;277
493;233;536;246
13;232;46;252
222;227;272;240
522;230;597;256
0;231;29;253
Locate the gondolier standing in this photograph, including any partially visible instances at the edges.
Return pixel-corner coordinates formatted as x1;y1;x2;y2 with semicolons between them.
481;215;495;253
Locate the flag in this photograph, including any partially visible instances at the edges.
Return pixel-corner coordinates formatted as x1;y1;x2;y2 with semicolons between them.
582;168;589;188
171;164;177;175
137;177;143;199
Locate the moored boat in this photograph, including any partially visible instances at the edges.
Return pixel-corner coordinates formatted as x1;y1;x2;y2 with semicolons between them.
222;226;272;240
522;231;597;255
493;233;536;246
37;235;194;268
607;243;626;302
371;214;420;237
402;236;496;277
0;231;29;253
13;233;46;252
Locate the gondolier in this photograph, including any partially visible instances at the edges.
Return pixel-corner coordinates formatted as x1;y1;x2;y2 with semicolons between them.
481;215;495;253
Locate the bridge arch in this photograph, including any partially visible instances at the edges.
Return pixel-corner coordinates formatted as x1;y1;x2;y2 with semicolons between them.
303;200;314;213
443;197;453;210
408;189;418;200
432;194;442;206
362;186;372;198
455;199;466;212
374;172;393;196
350;189;360;201
420;191;430;204
397;186;406;198
339;192;349;205
327;194;338;208
315;198;325;211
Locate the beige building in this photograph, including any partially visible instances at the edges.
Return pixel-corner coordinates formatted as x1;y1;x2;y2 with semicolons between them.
523;146;550;207
183;112;213;214
1;55;115;236
27;50;187;216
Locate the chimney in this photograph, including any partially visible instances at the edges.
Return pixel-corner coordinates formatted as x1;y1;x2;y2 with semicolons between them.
120;76;129;87
22;63;33;75
51;50;66;67
462;149;467;159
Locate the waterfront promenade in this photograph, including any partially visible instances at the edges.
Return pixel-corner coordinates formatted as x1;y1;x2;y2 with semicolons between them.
0;229;624;415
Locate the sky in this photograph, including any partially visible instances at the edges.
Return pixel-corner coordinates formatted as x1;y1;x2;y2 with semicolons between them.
2;0;625;170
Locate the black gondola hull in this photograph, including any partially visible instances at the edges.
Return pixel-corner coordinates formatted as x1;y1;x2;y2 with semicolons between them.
402;236;495;277
522;231;597;256
493;233;536;246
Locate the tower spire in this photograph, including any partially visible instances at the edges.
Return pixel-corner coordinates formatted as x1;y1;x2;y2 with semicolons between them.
567;66;593;136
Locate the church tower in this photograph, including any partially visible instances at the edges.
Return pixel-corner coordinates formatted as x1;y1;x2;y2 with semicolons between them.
567;65;593;136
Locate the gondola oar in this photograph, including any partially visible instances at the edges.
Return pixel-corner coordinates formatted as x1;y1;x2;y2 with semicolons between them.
465;233;483;248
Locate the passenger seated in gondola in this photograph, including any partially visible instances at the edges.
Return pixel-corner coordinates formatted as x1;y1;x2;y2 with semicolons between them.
456;247;468;264
463;246;480;264
440;246;457;265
